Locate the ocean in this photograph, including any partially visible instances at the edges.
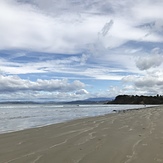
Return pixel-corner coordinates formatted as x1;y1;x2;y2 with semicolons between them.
0;103;153;134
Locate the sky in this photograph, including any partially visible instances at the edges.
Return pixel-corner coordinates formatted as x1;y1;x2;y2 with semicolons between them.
0;0;163;101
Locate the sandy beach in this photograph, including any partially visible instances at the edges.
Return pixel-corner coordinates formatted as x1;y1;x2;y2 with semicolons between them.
1;106;163;163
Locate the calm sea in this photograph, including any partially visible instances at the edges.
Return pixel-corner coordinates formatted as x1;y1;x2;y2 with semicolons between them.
0;104;153;134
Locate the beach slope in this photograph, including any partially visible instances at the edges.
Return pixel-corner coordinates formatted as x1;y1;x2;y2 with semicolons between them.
0;106;163;163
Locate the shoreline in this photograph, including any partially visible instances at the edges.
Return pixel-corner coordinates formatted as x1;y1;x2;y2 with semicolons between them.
0;105;163;163
0;104;156;135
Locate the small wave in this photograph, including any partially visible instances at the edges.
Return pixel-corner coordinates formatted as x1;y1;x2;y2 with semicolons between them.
9;115;36;120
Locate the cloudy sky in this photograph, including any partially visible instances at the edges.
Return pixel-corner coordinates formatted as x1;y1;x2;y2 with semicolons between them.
0;0;163;101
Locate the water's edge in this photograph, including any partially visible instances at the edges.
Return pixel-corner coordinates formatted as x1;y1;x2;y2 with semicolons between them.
0;104;157;134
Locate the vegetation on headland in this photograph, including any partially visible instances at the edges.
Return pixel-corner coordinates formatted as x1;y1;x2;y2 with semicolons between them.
108;95;163;104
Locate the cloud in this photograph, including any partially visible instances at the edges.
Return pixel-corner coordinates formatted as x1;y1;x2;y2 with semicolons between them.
98;20;114;37
0;74;91;101
132;1;163;21
0;55;127;80
122;69;163;95
136;54;163;70
1;0;163;54
75;89;89;95
0;0;106;53
1;0;163;101
0;75;85;93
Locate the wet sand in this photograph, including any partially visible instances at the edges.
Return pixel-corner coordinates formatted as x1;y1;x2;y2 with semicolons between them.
1;106;163;163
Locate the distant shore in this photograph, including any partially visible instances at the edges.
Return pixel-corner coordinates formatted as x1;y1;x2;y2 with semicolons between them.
108;95;163;104
0;105;163;163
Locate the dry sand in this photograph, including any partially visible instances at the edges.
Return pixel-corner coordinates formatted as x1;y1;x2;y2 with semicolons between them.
1;106;163;163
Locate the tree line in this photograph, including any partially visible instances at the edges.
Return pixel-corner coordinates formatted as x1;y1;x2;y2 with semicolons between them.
108;95;163;104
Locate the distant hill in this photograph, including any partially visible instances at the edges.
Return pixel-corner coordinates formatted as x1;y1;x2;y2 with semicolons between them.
65;97;113;104
84;97;113;102
108;95;163;104
0;97;113;105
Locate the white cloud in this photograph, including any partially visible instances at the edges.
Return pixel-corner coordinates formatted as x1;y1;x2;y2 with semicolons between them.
136;54;163;70
132;1;163;21
122;70;163;95
0;74;91;101
75;89;89;95
0;0;106;53
0;57;127;80
1;0;163;100
0;75;85;93
0;0;163;54
98;20;114;37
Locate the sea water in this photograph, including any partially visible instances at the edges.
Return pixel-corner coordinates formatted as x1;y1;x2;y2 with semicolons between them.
0;104;153;134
